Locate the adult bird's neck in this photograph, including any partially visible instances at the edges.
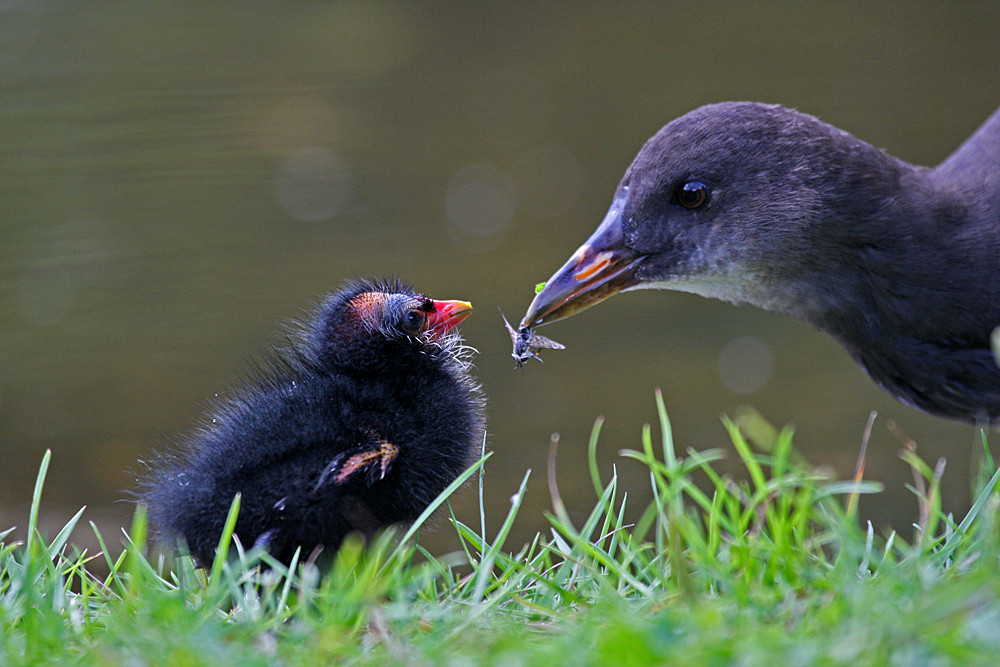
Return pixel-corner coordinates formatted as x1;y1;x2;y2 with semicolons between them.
933;106;1000;188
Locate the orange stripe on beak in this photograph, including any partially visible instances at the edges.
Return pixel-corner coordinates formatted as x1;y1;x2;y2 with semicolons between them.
573;252;613;281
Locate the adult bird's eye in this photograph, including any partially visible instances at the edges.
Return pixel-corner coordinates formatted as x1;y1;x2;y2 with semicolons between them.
677;181;709;209
401;308;424;334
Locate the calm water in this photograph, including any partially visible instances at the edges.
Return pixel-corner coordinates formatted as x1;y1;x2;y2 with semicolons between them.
2;3;999;554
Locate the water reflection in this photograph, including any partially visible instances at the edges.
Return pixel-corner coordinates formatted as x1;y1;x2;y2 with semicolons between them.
445;162;517;249
513;145;584;220
15;265;75;327
471;70;551;150
717;336;774;396
274;147;353;223
0;2;996;560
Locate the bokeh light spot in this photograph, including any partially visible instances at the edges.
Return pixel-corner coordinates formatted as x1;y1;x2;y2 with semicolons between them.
274;147;352;223
445;162;517;250
717;336;774;395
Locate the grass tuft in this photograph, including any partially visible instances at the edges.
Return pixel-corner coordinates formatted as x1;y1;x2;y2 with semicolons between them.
3;395;999;664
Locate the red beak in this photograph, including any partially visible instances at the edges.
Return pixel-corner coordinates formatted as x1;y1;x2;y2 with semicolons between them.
426;299;474;336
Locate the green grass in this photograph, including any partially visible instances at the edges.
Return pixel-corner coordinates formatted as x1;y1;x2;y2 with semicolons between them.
3;390;1000;665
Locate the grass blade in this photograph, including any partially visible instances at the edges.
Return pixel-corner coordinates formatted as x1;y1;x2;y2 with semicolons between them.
26;449;52;557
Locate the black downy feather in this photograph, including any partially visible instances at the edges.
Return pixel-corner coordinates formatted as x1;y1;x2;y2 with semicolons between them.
138;277;485;566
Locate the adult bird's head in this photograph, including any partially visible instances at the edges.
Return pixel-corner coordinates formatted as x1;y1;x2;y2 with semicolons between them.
522;102;880;330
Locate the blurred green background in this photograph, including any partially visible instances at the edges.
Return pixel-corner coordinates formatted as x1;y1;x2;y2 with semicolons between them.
2;2;999;554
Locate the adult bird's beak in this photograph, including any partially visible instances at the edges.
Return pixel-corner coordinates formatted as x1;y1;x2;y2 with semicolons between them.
427;299;474;336
521;192;644;328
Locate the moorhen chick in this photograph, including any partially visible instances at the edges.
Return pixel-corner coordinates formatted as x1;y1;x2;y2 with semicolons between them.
520;102;1000;423
141;278;485;566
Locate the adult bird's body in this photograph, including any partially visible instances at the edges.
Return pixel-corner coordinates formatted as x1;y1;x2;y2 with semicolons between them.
141;278;485;566
521;103;1000;423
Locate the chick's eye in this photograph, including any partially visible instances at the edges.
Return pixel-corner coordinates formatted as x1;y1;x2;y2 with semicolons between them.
402;309;424;333
676;181;709;209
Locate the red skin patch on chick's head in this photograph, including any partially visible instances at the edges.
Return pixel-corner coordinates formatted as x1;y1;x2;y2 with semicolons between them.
345;291;389;331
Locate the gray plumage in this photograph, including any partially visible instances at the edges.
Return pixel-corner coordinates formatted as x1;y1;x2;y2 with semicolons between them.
524;103;1000;422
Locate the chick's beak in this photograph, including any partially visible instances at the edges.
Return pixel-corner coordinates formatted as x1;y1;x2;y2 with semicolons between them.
426;299;474;336
521;192;644;328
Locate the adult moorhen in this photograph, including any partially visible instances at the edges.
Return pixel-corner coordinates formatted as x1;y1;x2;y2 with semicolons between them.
141;278;485;566
520;102;1000;423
